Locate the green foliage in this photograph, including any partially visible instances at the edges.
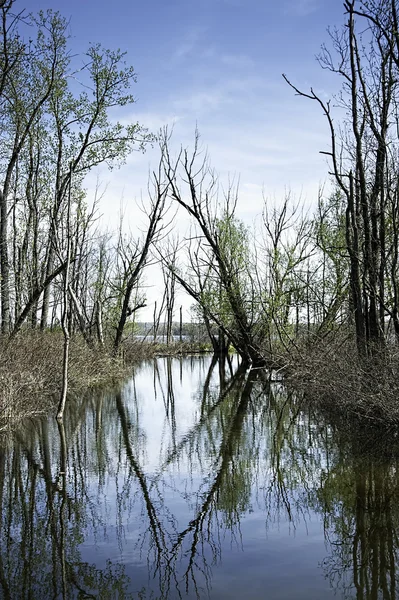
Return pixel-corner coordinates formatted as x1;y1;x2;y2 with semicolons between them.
202;213;253;329
0;4;155;338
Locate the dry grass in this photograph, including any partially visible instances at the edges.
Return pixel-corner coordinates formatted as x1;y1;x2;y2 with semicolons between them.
285;334;399;426
0;331;127;431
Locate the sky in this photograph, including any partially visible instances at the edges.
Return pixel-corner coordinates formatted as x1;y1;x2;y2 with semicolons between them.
25;0;347;319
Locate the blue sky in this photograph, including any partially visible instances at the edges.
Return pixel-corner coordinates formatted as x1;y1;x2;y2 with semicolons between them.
25;0;345;215
26;0;347;315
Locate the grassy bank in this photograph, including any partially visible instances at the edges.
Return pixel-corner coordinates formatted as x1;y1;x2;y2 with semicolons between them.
0;332;213;431
0;332;129;431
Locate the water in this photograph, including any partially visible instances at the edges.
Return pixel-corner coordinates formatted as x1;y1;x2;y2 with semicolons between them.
0;355;398;599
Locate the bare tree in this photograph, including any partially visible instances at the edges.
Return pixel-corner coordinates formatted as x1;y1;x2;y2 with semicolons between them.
56;166;73;421
159;236;180;345
112;168;170;355
284;0;399;355
161;132;267;367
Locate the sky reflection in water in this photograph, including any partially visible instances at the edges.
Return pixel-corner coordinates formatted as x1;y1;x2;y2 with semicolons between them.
0;355;398;599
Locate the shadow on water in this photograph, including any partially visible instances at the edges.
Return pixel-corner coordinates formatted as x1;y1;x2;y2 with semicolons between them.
1;355;399;598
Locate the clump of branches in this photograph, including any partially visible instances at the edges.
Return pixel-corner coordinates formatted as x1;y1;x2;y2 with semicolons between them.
285;334;399;426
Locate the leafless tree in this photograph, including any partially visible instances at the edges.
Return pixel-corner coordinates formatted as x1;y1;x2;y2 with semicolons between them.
161;132;267;367
112;167;170;355
284;0;399;355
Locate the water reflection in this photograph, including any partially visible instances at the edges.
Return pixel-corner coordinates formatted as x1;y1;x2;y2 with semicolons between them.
0;356;399;599
315;445;399;599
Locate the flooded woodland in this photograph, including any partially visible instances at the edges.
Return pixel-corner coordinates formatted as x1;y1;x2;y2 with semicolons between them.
4;2;399;598
1;355;398;600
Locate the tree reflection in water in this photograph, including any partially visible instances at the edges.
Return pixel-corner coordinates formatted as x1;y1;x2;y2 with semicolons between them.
313;436;399;599
0;356;399;599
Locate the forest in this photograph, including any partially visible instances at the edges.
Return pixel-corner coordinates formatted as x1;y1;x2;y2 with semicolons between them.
1;0;399;425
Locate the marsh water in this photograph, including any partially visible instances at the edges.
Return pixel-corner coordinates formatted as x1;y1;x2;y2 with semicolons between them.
0;355;398;600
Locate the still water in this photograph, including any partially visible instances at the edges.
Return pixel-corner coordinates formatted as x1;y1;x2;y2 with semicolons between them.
0;355;398;599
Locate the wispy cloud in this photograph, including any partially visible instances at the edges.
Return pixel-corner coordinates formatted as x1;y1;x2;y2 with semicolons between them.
200;46;255;70
170;75;279;116
172;27;208;62
220;53;255;69
172;90;232;114
116;111;182;132
283;0;321;17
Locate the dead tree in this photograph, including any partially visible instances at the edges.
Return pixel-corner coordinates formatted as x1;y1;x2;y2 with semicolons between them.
161;132;267;367
112;168;169;355
284;0;399;355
